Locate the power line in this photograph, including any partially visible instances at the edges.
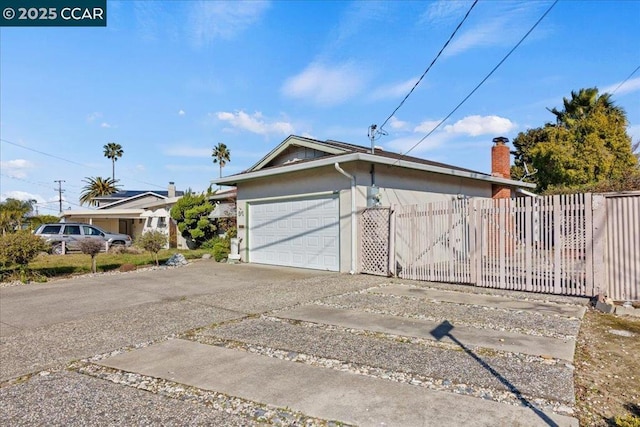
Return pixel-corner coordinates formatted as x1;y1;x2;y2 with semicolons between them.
0;173;81;197
611;64;640;95
378;0;479;132
398;0;559;160
1;137;166;190
1;138;90;167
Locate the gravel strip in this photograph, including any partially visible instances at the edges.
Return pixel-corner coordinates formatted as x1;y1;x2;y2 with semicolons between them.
388;279;590;306
192;316;576;407
317;292;580;339
0;370;256;427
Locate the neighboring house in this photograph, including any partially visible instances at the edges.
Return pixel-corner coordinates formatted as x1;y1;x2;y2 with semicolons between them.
62;182;186;247
208;188;237;229
212;135;535;273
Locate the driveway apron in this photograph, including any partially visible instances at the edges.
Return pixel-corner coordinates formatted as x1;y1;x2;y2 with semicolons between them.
0;260;587;426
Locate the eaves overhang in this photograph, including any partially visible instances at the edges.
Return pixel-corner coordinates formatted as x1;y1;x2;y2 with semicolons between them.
212;153;536;189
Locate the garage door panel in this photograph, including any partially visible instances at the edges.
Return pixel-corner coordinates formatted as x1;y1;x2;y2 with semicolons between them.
249;197;339;271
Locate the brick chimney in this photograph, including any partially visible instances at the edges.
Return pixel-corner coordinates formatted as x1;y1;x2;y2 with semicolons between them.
168;182;176;198
491;137;511;199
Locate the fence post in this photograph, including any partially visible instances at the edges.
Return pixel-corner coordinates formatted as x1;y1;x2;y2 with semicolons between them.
591;194;607;296
388;206;396;277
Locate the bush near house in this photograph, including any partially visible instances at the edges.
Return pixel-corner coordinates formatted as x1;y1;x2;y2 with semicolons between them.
77;239;105;274
0;230;49;282
169;192;216;248
136;230;168;266
201;226;237;262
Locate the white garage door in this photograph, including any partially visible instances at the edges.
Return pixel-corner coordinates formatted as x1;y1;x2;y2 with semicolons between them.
249;196;340;271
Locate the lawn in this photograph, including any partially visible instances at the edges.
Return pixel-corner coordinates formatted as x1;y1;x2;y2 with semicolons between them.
1;249;212;282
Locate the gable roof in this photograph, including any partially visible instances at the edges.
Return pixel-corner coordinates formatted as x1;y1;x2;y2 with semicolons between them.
96;190;184;210
214;135;536;189
93;190;184;201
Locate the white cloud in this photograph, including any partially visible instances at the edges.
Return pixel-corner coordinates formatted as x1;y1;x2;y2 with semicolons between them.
370;77;418;100
420;0;472;24
281;62;367;106
178;109;186;116
414;119;443;133
189;0;270;46
444;2;550;57
0;190;44;203
215;110;294;136
0;159;35;179
100;122;112;128
164;146;212;157
385;132;452;154
602;77;640;96
444;115;516;136
389;116;409;130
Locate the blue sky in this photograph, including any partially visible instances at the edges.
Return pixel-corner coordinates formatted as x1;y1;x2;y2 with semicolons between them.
1;0;639;214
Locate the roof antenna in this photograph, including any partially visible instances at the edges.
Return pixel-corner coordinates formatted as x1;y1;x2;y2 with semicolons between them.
520;162;538;181
368;124;387;154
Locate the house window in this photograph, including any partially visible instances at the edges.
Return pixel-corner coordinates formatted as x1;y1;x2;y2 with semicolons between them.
157;217;166;228
146;217;153;227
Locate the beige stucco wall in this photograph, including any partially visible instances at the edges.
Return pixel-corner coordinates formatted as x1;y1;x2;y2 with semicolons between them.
233;161;497;273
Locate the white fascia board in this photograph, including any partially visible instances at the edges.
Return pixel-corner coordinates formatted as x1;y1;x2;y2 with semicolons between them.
62;209;145;218
213;153;536;189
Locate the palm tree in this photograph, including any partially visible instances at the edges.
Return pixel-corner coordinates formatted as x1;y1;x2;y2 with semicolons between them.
103;142;124;181
549;87;625;127
80;177;120;206
212;142;231;179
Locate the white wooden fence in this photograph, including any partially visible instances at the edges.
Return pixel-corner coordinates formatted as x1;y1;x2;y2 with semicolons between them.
359;192;640;299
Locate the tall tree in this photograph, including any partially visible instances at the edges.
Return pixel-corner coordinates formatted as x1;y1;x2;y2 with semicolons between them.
548;87;624;127
512;87;638;193
103;142;124;181
212;142;231;179
169;192;216;248
80;177;120;206
0;198;34;235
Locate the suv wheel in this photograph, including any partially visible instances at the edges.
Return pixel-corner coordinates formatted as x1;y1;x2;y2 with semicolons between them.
51;243;65;255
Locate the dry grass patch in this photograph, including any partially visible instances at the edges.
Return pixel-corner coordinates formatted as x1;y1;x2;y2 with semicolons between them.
574;309;640;426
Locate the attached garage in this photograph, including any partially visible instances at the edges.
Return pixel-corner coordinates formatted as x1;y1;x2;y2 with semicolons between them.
248;196;340;271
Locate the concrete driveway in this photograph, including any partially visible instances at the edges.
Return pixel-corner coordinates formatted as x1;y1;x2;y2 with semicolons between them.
0;259;587;426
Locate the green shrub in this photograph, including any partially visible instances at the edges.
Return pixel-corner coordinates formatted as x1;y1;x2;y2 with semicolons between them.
137;230;168;266
77;239;105;273
614;414;640;427
0;230;48;267
200;236;221;250
212;240;230;262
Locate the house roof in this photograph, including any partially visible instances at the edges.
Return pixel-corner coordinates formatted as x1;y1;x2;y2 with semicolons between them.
93;190;183;200
61;208;145;219
213;135;536;189
95;190;184;210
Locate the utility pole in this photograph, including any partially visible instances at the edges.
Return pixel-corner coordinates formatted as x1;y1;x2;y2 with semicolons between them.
54;180;65;213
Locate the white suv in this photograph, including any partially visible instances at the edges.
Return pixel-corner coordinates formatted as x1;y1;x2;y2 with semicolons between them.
34;223;132;255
